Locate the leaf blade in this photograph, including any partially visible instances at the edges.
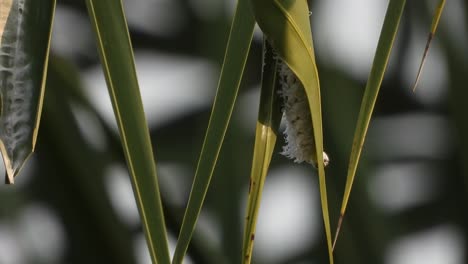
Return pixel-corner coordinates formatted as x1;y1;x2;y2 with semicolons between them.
242;39;281;264
172;0;256;262
0;0;56;183
412;0;446;91
333;0;407;249
85;1;171;263
249;0;333;262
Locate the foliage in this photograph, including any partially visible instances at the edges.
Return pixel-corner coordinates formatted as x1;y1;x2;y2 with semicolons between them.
0;1;461;264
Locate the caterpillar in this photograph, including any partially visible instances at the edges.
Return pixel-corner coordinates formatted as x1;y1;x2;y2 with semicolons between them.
277;58;329;167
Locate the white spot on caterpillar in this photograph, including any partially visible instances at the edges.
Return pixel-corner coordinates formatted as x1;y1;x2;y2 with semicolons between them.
277;58;329;167
0;0;33;183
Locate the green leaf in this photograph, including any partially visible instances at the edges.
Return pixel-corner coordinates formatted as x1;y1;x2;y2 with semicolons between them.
45;56;138;264
333;0;406;249
242;39;281;264
249;0;333;262
171;0;255;262
0;0;56;184
412;0;446;91
85;1;171;263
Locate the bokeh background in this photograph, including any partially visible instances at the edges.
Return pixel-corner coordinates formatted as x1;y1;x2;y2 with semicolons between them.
0;0;467;263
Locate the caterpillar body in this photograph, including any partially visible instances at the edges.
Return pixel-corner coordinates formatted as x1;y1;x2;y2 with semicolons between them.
277;58;329;167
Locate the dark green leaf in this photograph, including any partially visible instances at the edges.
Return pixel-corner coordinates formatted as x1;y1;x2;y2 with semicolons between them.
0;0;56;183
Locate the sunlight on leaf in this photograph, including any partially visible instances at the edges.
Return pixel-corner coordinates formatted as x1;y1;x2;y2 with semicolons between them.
242;39;281;264
249;0;333;262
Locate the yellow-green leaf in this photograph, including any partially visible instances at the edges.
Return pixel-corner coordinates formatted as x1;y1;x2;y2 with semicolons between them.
172;0;255;263
249;0;333;262
0;0;56;183
85;1;171;263
242;39;281;264
333;0;406;249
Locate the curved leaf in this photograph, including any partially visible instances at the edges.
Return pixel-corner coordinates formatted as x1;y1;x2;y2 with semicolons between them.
249;0;333;262
333;0;406;249
85;1;171;263
172;0;255;262
242;39;281;264
0;0;56;183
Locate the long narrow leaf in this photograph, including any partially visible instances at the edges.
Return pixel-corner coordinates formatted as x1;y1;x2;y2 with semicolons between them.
333;0;406;249
172;0;255;262
0;0;56;183
45;56;138;264
412;0;446;91
242;39;281;264
85;1;171;263
249;0;333;262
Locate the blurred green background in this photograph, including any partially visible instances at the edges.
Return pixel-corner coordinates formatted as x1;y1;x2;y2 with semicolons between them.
0;0;467;263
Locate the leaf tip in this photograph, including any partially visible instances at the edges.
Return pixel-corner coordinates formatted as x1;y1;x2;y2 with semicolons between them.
4;169;14;185
332;213;344;251
412;33;434;92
